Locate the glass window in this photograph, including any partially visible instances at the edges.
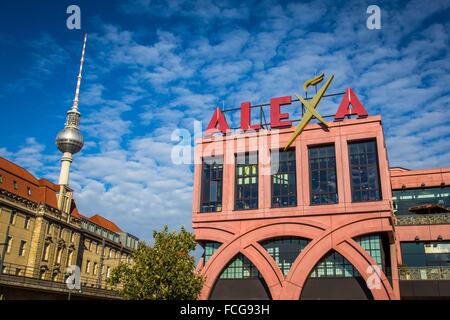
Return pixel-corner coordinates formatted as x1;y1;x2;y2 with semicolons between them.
204;242;221;264
309;145;338;204
19;240;26;256
271;149;297;207
220;254;260;279
68;250;74;265
235;152;258;210
393;187;450;215
310;251;360;278
93;262;98;276
10;211;16;225
24;216;31;229
355;234;383;268
6;236;12;254
200;157;223;212
56;247;63;264
261;237;309;276
401;241;450;267
348;140;381;202
42;243;50;261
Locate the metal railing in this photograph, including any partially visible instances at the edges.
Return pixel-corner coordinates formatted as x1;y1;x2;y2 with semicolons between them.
398;266;450;281
0;262;121;298
394;213;450;226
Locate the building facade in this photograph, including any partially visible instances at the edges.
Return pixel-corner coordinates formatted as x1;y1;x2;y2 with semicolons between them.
0;35;139;300
0;157;138;299
192;83;450;300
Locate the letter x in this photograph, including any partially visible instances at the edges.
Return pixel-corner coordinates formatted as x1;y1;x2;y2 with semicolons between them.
285;75;334;149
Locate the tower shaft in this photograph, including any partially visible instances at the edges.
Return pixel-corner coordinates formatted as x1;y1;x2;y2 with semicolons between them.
55;34;87;213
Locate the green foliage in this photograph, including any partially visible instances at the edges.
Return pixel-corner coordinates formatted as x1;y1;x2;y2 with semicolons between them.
109;226;204;300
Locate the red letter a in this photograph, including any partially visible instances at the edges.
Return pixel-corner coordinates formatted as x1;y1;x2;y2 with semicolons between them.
335;88;368;120
206;107;230;135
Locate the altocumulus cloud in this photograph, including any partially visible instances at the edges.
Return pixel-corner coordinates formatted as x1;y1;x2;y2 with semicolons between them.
1;0;450;242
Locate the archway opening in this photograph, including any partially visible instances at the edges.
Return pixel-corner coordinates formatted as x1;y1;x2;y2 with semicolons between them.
260;237;310;276
300;250;374;300
209;253;272;300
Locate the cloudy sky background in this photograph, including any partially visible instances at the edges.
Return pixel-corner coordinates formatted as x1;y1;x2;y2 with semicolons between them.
1;0;449;243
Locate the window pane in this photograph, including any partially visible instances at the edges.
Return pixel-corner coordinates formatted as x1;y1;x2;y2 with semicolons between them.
271;149;297;208
309;145;338;205
220;254;260;279
348;140;381;202
235;153;258;210
261;237;309;276
310;251;359;278
200;157;223;212
393;186;450;215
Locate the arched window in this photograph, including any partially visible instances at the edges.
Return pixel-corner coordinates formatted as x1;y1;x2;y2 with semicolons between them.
210;253;272;300
310;251;359;278
302;250;374;300
220;253;260;279
260;237;310;276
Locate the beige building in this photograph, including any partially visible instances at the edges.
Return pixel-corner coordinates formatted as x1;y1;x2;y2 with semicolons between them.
0;35;139;300
0;157;138;299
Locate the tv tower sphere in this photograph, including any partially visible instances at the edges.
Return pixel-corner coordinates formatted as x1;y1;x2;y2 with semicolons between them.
55;123;84;154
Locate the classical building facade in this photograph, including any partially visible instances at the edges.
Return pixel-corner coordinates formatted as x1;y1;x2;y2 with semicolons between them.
0;35;138;300
192;83;450;300
0;157;138;299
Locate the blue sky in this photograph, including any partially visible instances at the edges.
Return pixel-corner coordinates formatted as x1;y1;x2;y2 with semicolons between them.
1;0;450;242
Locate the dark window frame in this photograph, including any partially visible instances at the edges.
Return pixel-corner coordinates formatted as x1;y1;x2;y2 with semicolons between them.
271;148;297;208
348;139;382;203
200;156;224;213
308;144;338;205
235;152;259;211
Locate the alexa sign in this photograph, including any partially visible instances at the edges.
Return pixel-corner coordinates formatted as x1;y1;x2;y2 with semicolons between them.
206;74;368;149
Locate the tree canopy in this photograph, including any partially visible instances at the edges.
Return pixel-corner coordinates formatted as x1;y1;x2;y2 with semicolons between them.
109;226;204;300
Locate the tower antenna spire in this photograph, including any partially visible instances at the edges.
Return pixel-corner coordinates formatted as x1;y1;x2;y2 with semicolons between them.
55;35;88;213
72;33;87;111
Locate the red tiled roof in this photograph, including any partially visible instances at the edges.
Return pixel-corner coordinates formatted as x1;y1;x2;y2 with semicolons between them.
0;157;39;184
86;214;123;233
0;156;122;233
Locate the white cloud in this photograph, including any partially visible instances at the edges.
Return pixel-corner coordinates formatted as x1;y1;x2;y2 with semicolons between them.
3;0;450;243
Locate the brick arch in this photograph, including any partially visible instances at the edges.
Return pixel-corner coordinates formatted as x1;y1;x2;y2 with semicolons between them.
200;246;280;300
337;239;395;299
197;217;396;300
199;221;326;300
282;219;395;299
195;226;236;244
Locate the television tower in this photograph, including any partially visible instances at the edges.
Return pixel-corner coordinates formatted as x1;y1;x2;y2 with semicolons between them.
55;34;87;212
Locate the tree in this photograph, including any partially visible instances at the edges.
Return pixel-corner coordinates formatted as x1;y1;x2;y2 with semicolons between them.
109;226;204;300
